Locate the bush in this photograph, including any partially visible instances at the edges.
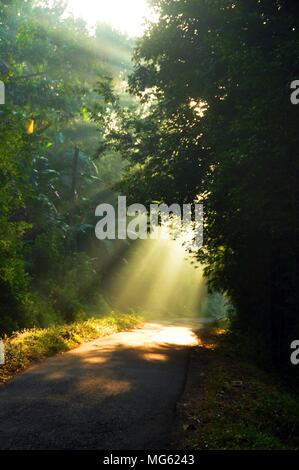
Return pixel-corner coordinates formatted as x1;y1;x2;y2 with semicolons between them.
0;313;142;383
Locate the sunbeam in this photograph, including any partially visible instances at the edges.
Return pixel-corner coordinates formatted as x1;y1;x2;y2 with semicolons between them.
105;237;206;319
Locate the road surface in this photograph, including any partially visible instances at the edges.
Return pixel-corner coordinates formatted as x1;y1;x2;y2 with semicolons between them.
0;321;199;450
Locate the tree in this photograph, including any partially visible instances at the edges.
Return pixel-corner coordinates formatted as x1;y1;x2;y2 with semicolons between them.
0;0;133;332
110;0;299;368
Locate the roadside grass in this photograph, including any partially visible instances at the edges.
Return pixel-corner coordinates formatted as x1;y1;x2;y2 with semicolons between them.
177;327;299;450
0;313;142;384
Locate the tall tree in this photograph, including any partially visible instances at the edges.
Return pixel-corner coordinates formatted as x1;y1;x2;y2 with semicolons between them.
109;0;299;368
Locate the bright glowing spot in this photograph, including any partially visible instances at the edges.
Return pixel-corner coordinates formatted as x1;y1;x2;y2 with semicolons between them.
215;328;227;336
189;99;209;118
66;0;158;36
153;326;199;346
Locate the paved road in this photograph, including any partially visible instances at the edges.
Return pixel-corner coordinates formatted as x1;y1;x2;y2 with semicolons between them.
0;322;199;450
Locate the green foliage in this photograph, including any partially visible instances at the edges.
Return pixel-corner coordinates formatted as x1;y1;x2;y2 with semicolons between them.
0;1;133;333
0;313;142;383
201;292;232;321
178;328;299;450
110;0;299;369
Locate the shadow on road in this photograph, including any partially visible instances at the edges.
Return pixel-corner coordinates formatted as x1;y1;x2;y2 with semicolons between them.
0;323;196;450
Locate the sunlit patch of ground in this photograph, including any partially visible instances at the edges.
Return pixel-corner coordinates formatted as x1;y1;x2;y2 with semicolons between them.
78;322;202;372
42;322;201;401
0;314;141;385
152;326;199;347
141;351;168;362
83;322;203;350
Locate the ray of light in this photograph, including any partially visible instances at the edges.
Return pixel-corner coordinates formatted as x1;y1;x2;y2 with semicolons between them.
106;234;206;319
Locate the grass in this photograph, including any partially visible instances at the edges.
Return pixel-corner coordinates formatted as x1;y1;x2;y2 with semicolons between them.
177;327;299;450
0;313;142;384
